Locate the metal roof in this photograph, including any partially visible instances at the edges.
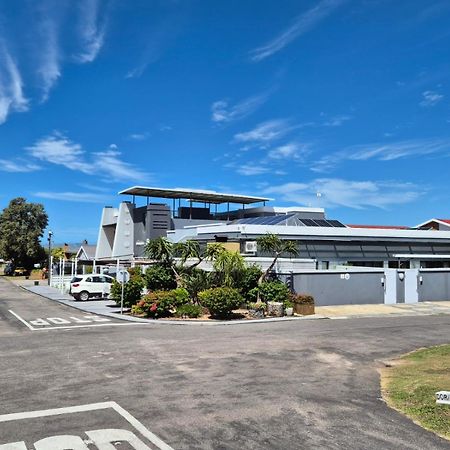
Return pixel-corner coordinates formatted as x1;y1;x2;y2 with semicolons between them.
119;186;273;205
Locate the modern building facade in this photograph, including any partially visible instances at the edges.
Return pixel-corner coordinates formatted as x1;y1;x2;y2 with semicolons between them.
95;186;450;270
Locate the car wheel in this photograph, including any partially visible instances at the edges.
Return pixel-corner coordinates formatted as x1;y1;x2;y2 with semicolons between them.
79;291;90;301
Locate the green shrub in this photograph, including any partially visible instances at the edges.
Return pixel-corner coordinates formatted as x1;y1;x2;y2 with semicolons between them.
248;302;267;311
128;266;142;279
290;293;314;305
175;304;203;318
110;278;144;308
198;287;243;318
238;265;263;299
258;281;290;303
145;264;176;291
138;288;190;318
182;268;211;302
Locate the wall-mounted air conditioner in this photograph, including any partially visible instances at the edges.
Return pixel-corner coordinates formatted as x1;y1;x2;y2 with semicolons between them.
245;241;258;253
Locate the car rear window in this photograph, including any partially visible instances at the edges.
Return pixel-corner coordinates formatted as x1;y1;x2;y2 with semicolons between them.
71;277;83;283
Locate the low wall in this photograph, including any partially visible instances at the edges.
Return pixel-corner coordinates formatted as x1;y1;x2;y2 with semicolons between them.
419;270;450;302
292;270;384;306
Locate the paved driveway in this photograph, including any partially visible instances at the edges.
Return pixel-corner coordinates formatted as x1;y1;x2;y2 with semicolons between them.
1;276;450;449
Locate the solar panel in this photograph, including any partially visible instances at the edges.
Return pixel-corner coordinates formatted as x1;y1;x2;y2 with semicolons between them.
328;220;346;228
232;214;295;225
315;219;333;227
300;219;318;226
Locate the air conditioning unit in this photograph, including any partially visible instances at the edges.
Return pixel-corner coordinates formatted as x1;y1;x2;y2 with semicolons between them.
245;241;258;253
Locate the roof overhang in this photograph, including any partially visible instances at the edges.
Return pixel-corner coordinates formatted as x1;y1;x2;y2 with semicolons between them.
119;186;272;205
393;254;450;259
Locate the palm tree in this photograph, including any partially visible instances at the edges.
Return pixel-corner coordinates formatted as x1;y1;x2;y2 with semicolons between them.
256;233;298;302
213;249;246;287
176;241;224;270
144;236;182;284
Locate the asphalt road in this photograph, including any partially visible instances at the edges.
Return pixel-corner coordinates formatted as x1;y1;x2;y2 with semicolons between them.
1;276;450;449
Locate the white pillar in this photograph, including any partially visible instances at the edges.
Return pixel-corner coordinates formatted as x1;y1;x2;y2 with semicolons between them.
404;269;419;304
384;269;397;304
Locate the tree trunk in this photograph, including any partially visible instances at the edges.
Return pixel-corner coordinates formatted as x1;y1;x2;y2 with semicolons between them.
256;253;280;303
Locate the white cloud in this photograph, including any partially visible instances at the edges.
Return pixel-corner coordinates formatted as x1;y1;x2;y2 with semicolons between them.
75;0;107;63
249;0;345;62
27;132;91;173
420;90;444;107
94;148;148;181
0;44;29;124
34;191;111;203
26;132;149;181
36;11;61;102
263;178;422;209
236;164;271;176
234;119;294;145
312;138;450;173
268;142;307;160
0;159;40;173
211;92;270;123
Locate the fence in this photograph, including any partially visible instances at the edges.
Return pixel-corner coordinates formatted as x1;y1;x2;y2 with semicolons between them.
287;268;450;306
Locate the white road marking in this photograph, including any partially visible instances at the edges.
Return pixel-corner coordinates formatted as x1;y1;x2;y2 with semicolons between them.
0;401;173;450
8;310;146;331
8;310;34;330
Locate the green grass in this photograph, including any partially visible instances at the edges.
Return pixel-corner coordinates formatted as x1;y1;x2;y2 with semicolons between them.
381;345;450;440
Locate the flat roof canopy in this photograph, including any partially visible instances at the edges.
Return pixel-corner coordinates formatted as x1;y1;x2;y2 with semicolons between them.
119;186;273;205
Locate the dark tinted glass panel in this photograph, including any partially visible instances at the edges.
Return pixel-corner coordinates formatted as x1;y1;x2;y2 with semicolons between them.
328;220;346;227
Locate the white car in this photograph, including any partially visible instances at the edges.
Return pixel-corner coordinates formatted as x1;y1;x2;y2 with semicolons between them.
70;274;115;301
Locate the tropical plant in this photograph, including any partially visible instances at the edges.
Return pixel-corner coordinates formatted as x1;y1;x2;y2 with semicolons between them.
212;250;246;288
110;278;144;308
176;241;224;270
238;265;263;299
256;233;298;302
138;288;190;318
145;264;176;291
198;287;243;318
175;304;203;318
182;268;211;303
258;281;290;303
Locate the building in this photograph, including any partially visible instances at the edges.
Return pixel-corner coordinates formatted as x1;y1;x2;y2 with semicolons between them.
95;186;450;270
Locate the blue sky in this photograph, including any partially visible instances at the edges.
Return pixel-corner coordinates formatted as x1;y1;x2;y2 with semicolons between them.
1;0;450;243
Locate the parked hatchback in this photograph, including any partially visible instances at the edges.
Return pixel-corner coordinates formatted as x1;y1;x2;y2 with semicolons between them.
70;274;114;301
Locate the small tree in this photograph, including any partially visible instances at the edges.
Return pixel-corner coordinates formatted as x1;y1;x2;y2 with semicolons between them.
0;197;48;269
256;233;298;302
212;250;246;288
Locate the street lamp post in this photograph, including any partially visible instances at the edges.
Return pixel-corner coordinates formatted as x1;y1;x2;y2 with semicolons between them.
47;230;53;286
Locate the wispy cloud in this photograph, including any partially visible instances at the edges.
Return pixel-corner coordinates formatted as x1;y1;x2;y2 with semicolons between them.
75;0;107;63
312;138;450;173
323;114;352;127
36;7;62;102
0;159;40;173
211;91;271;123
234;119;295;145
94;147;148;182
236;164;271;176
34;191;111;203
249;0;345;62
420;90;444;107
264;178;422;209
267;142;308;161
26;131;149;181
128;132;150;141
0;44;29;124
27;132;91;173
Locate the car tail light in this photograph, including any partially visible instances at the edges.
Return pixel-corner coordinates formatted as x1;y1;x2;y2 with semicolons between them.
72;283;80;287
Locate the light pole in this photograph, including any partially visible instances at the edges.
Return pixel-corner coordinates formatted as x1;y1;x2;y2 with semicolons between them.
47;230;53;286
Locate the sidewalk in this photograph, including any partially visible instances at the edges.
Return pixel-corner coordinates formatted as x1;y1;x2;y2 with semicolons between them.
13;278;450;324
